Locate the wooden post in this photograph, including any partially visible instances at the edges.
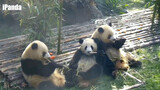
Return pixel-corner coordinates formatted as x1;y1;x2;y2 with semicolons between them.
158;0;160;20
151;0;158;30
57;0;63;54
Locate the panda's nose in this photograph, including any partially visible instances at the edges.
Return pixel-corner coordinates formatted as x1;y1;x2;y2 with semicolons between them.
88;51;91;53
111;38;115;41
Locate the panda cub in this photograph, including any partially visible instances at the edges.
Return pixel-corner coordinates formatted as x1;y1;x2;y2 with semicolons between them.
69;38;103;88
21;40;65;90
91;24;142;75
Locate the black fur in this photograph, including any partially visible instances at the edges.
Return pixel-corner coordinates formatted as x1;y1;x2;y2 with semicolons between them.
69;50;82;69
94;39;115;77
98;27;104;33
93;38;100;44
63;68;78;87
21;59;63;77
112;38;126;49
32;43;38;50
108;22;112;27
79;39;83;44
129;60;142;67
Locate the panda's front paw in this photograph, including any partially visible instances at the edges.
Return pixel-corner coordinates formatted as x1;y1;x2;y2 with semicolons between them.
113;38;126;49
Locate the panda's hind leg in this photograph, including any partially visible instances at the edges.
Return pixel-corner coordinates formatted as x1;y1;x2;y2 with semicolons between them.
78;64;103;80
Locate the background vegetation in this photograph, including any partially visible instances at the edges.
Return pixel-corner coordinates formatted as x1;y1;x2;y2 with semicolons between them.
95;0;155;15
19;0;62;48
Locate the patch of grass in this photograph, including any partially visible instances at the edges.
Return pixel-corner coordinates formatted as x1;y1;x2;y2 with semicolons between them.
67;43;160;90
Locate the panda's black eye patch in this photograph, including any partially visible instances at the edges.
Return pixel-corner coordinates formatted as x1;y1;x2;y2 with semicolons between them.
42;52;46;57
85;46;87;50
108;35;111;39
91;45;94;50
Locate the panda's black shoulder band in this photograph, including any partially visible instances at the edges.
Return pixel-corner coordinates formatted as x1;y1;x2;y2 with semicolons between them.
21;59;63;77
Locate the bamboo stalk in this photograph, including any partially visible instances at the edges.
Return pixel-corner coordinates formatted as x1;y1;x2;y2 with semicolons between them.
121;72;145;90
57;0;63;54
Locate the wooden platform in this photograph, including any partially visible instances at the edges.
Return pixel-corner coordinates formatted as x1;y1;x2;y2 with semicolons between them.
0;9;159;88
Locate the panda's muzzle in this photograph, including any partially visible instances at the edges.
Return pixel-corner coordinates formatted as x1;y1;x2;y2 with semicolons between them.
44;53;52;62
109;36;116;42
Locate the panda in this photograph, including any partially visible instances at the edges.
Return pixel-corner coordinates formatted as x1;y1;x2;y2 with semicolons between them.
69;38;105;88
21;40;66;90
91;24;142;74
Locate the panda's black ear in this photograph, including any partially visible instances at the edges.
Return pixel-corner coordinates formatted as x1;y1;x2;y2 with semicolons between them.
108;22;112;27
32;43;38;50
79;39;83;44
98;27;104;33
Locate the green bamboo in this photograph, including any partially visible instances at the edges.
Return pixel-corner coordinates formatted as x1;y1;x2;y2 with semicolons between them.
57;0;63;54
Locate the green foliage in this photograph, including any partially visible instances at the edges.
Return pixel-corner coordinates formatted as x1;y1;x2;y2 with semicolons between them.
95;0;129;15
95;0;155;15
105;0;128;10
144;0;154;8
19;0;61;48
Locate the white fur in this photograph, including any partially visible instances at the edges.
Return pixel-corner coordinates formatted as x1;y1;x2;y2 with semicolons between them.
78;38;97;73
80;38;97;55
91;24;117;43
77;55;96;72
106;48;127;62
21;40;49;61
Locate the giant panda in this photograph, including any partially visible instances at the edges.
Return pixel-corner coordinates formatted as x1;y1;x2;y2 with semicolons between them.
21;40;66;90
69;38;107;88
91;24;142;74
